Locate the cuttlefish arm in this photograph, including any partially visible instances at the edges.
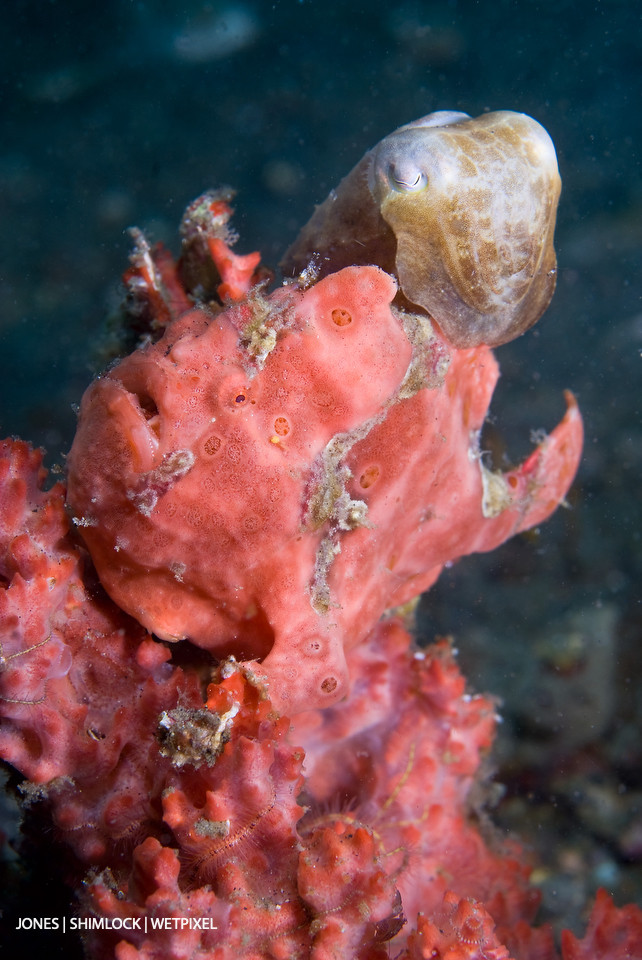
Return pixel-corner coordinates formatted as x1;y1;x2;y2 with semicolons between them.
282;110;561;349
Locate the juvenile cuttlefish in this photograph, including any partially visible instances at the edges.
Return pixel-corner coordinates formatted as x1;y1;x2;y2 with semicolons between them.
282;110;561;349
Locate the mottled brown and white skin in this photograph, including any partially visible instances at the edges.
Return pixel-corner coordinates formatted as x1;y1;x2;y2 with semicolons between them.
282;110;561;348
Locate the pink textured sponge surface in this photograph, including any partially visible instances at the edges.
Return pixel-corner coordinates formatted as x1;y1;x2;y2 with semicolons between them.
66;265;582;713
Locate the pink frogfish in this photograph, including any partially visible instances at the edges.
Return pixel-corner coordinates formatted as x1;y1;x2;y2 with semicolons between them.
66;110;582;714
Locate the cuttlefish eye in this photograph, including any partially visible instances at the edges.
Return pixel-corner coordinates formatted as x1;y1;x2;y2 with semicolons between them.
387;163;428;193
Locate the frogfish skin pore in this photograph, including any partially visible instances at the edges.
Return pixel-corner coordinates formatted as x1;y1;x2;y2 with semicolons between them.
282;110;561;349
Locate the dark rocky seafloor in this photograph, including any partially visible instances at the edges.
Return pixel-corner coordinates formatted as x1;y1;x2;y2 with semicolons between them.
1;0;640;955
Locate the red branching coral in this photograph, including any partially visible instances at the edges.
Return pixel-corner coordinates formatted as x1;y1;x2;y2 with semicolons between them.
403;891;514;960
76;618;528;960
561;888;642;960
